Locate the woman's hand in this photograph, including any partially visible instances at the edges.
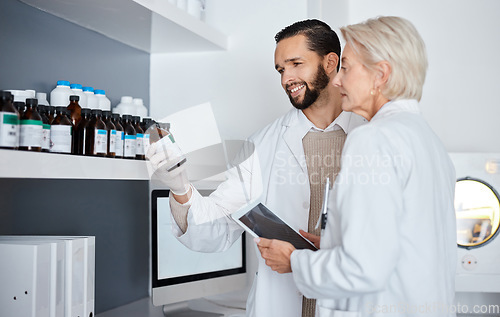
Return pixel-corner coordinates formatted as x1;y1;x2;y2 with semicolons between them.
299;230;321;249
255;238;295;274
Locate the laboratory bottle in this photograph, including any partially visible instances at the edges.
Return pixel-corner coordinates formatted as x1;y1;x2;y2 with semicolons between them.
38;105;51;152
121;114;136;159
85;109;107;157
70;84;87;109
50;106;73;154
83;86;99;110
36;92;50;107
0;91;20;149
67;95;82;127
133;98;148;119
73;108;91;155
132;116;145;160
141;118;154;132
19;98;43;152
47;106;56;124
102;110;116;158
94;89;111;111
115;96;134;116
14;101;25;118
112;113;124;158
50;80;73;107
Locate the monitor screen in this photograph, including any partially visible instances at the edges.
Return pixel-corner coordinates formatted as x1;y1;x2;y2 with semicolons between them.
151;189;246;306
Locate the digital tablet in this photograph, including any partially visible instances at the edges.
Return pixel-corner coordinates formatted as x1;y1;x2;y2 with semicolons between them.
231;200;317;251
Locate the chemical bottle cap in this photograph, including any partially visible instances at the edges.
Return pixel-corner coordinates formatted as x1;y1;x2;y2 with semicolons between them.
55;106;66;112
91;109;103;115
112;113;121;120
94;89;105;95
0;91;13;100
122;114;132;120
81;108;92;115
56;80;70;86
70;95;80;101
26;98;38;107
70;84;83;90
82;86;94;92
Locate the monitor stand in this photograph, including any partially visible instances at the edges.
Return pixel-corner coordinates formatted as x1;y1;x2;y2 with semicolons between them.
162;302;223;317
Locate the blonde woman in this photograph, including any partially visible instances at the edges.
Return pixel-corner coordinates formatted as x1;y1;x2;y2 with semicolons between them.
257;16;457;317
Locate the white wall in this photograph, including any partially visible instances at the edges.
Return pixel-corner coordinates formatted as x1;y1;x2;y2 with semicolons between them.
150;0;308;141
335;0;500;153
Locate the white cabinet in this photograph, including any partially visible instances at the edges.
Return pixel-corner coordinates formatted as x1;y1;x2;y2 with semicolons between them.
18;0;228;53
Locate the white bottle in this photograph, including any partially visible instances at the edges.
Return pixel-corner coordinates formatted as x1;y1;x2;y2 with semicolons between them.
50;80;73;107
133;98;148;119
70;84;88;109
116;96;135;116
36;92;50;106
94;89;111;111
83;86;99;110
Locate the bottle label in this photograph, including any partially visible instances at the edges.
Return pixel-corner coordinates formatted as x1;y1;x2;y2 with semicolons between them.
50;125;72;153
109;130;116;153
115;131;124;156
143;133;150;155
136;133;144;155
42;124;51;150
0;112;20;148
19;119;43;147
94;129;108;154
124;134;136;158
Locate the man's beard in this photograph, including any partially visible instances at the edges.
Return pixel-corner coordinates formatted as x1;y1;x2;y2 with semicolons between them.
287;65;330;110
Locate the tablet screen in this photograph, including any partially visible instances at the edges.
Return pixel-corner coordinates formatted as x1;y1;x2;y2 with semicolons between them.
238;203;317;251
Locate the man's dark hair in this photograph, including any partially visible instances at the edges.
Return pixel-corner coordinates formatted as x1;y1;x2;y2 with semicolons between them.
275;19;341;71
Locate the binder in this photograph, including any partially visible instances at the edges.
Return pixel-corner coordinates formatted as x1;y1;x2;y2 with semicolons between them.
0;241;52;317
0;235;95;317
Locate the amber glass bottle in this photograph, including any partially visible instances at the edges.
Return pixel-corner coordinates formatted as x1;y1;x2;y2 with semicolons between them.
38;105;51;152
50;107;73;154
73;108;91;155
132;116;145;160
85;109;108;157
0;91;20;149
19;98;43;152
121;114;136;160
112;113;124;158
67;95;82;127
102;110;116;158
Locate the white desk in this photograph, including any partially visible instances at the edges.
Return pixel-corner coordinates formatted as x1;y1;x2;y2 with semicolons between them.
97;297;246;317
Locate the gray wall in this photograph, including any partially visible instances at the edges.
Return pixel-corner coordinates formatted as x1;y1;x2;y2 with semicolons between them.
0;0;151;313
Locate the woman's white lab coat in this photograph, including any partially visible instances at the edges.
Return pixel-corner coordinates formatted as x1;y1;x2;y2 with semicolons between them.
171;108;364;317
290;99;457;317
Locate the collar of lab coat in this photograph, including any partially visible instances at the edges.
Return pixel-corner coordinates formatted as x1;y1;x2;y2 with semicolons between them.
371;99;420;121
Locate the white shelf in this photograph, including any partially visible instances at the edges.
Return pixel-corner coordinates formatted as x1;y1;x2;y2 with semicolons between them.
0;149;149;180
18;0;228;53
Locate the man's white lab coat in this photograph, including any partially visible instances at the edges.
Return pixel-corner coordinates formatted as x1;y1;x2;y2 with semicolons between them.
171;108;365;317
291;99;457;317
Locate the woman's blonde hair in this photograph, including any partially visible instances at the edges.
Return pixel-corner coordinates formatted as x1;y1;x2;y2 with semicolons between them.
340;16;428;101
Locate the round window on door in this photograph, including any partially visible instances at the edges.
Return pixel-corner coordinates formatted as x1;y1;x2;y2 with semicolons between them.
455;177;500;248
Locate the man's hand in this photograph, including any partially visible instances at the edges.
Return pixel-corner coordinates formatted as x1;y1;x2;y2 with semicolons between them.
299;230;321;249
255;238;296;274
146;136;190;197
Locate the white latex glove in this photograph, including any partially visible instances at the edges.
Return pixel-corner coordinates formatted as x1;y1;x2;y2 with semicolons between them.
146;136;190;195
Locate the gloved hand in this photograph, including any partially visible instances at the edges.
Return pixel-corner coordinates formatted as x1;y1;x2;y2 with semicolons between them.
146;136;190;196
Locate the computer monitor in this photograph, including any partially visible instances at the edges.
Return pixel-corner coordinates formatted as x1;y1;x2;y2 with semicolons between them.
151;189;247;316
